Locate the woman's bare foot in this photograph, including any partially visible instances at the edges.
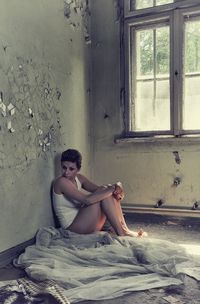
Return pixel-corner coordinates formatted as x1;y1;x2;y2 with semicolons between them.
137;228;148;237
123;228;148;237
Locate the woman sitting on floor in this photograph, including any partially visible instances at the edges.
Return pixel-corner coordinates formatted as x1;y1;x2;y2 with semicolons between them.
53;148;146;237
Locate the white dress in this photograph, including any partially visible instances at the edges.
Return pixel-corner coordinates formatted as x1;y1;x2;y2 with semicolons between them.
53;176;82;229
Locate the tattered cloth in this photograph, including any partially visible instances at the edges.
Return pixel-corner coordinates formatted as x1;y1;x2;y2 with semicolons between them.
0;278;70;304
13;226;200;303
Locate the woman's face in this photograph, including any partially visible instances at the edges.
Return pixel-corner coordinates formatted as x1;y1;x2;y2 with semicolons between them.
61;161;79;180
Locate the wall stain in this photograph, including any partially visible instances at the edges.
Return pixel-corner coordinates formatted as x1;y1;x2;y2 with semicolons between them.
104;113;110;119
3;45;9;53
192;201;199;210
154;199;165;208
173;151;181;164
64;2;71;18
173;177;181;187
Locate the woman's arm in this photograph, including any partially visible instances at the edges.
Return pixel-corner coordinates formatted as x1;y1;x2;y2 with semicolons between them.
57;177;115;206
78;174;100;193
78;174;125;202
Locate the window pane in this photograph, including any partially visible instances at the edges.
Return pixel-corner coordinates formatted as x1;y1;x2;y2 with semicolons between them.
183;19;200;130
156;0;173;6
135;80;170;131
132;26;170;131
136;0;153;10
130;0;173;10
156;27;170;75
137;30;153;76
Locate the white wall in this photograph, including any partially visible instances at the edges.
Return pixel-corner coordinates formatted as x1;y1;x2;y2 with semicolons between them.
90;0;200;210
0;0;91;252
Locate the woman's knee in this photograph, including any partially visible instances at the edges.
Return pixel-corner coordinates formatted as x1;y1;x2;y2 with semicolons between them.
102;196;117;206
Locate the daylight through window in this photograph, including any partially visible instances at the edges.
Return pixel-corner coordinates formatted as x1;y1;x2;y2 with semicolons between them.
123;0;200;137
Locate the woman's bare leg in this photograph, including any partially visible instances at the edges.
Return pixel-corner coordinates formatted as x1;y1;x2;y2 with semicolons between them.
114;199;148;237
113;199;139;236
100;197;129;235
68;202;106;234
113;199;127;227
68;196;132;236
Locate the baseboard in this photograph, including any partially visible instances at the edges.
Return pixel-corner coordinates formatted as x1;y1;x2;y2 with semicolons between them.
0;238;35;268
122;204;200;218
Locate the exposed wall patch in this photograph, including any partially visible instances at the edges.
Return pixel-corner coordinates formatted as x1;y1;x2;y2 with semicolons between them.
64;2;71;18
7;103;15;116
0;101;6;115
0;91;3;102
28;107;34;118
173;177;181;187
0;56;62;171
63;0;91;45
56;89;61;100
7;120;15;133
173;151;181;164
154;199;165;208
192;201;199;210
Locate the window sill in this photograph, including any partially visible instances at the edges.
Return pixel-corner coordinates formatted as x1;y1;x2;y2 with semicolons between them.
115;135;200;144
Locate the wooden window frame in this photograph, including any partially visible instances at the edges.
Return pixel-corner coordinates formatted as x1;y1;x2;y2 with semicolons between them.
119;0;200;142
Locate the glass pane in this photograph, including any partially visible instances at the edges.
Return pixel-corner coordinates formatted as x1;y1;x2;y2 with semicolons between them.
183;19;200;130
183;76;200;130
136;0;153;10
131;0;173;10
156;27;170;74
132;25;170;131
156;0;173;5
184;20;200;74
135;80;170;131
137;30;153;76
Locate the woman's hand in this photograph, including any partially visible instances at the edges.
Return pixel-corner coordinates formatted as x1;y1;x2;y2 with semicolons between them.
112;182;125;201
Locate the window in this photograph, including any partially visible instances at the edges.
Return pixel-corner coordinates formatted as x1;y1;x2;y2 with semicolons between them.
123;0;200;138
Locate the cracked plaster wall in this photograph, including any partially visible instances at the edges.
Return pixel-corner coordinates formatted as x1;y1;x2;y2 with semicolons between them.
0;0;91;252
90;0;200;211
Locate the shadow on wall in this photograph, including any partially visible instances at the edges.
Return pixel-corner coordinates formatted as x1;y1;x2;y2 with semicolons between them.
50;152;62;229
54;152;62;178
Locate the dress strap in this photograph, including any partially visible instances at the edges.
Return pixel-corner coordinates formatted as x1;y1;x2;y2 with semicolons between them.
75;176;82;190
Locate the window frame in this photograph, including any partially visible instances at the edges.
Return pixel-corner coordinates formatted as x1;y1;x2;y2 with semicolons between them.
121;0;200;140
124;0;200;18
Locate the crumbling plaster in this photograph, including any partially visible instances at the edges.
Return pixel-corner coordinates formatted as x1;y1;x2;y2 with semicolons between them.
90;0;200;211
0;0;91;252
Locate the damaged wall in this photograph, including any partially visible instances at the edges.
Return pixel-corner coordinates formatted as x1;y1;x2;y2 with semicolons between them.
90;0;200;211
0;0;91;252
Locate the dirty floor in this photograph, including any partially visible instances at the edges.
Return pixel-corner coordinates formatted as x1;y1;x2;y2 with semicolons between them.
0;213;200;304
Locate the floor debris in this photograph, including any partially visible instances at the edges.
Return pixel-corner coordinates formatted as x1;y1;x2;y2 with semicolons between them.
162;295;184;304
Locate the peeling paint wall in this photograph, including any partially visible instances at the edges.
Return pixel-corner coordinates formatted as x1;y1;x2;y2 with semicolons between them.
90;0;200;211
0;0;91;252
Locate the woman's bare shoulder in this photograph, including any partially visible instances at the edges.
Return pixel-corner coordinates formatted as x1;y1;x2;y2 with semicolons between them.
54;176;62;185
53;176;70;193
77;173;87;183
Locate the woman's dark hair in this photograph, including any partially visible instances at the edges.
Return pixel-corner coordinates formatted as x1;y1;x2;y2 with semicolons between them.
61;149;82;170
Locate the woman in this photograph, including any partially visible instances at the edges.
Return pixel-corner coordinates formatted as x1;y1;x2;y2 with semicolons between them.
53;149;144;236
